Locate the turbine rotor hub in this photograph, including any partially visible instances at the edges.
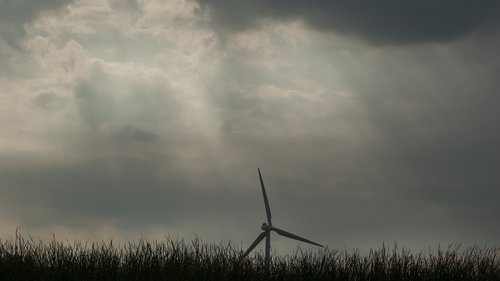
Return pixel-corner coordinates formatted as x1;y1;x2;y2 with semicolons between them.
261;223;271;231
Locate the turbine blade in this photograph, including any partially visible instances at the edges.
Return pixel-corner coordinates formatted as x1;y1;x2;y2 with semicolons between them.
258;168;272;226
272;226;324;247
243;232;266;257
265;231;271;266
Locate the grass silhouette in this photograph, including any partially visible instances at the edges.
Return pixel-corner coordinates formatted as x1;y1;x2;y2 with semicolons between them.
1;231;499;280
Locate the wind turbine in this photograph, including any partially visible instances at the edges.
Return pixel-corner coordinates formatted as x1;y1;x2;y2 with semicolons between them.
242;168;324;266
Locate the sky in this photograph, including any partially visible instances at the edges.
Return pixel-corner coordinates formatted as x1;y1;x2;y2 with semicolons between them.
1;0;500;254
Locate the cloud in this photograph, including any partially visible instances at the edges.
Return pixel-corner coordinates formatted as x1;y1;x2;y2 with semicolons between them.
0;0;76;78
117;125;159;142
107;0;141;12
0;0;74;45
199;0;500;44
1;0;499;251
198;25;500;246
73;60;181;126
33;91;69;111
0;155;240;227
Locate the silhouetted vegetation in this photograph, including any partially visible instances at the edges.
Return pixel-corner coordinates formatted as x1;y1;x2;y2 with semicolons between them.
1;232;499;280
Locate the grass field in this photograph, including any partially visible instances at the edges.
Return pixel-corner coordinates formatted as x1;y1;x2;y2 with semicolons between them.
1;232;499;281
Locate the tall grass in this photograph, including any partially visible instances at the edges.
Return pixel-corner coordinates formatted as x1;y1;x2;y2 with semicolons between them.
1;231;499;280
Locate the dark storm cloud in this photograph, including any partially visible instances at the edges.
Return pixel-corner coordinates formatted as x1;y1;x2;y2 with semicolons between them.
0;155;255;231
200;0;500;44
197;32;500;246
332;41;500;242
2;0;499;250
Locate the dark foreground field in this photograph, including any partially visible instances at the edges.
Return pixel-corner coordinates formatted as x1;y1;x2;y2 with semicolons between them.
1;233;499;281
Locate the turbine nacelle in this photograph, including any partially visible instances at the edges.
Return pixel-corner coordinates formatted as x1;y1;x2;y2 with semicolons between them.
261;223;271;231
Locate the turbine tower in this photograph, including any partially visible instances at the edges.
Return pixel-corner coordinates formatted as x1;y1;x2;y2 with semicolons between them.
242;168;324;266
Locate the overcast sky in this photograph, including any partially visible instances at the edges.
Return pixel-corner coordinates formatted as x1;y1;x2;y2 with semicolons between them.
1;0;499;254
